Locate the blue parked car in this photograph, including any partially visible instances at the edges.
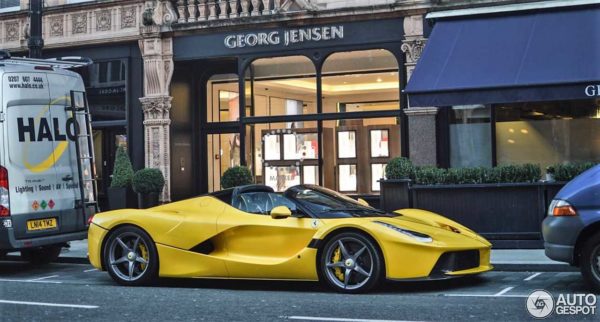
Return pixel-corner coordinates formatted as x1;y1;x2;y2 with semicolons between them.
543;165;600;290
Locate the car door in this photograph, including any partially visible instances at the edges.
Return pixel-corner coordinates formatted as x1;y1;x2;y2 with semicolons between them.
216;192;320;280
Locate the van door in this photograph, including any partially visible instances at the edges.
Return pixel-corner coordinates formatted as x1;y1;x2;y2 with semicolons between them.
3;72;61;238
47;73;92;229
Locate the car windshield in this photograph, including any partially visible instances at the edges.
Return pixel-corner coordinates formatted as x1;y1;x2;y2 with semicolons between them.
287;186;393;218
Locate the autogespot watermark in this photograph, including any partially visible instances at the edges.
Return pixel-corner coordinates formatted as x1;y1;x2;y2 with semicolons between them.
526;289;597;319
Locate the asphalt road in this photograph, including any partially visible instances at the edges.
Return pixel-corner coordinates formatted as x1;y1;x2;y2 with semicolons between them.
0;261;598;322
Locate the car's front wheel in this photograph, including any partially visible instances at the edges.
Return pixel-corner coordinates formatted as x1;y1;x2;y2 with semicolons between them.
320;232;383;293
581;232;600;291
103;226;158;286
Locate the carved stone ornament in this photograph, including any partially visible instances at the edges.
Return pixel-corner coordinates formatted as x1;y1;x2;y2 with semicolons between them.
72;13;88;34
49;16;64;37
401;38;426;64
140;96;172;121
96;9;112;32
5;21;19;42
121;7;137;29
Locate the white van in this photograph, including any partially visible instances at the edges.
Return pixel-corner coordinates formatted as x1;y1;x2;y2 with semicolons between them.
0;53;97;264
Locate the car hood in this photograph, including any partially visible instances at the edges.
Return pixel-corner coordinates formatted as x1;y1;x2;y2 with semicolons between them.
554;164;600;208
384;208;491;246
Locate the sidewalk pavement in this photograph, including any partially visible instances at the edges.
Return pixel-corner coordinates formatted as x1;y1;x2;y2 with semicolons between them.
6;239;577;272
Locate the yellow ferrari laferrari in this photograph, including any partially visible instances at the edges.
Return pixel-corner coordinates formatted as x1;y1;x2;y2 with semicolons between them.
88;184;492;293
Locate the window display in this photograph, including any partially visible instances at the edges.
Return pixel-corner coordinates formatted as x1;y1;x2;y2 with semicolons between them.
263;133;281;161
283;133;318;160
339;164;357;192
337;131;356;158
264;166;301;192
371;163;387;191
303;166;319;185
370;130;389;157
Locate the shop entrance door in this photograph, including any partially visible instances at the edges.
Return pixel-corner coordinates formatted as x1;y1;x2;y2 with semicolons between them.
93;127;127;210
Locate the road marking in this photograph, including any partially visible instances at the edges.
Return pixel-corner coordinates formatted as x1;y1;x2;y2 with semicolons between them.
524;272;542;281
494;286;515;296
0;278;62;284
28;275;59;281
84;268;98;273
444;294;528;298
283;316;424;322
0;299;97;309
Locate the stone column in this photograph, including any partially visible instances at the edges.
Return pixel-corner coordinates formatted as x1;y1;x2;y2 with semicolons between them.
401;15;437;166
139;2;175;202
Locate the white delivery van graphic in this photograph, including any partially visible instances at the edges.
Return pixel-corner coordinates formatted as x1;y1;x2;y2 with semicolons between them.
0;53;97;264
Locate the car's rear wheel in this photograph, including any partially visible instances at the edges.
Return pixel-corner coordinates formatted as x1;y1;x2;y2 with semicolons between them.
21;245;62;265
103;226;158;286
581;232;600;291
319;232;383;293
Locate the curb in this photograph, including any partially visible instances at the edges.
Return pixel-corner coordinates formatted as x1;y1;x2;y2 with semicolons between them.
492;263;578;272
4;255;90;265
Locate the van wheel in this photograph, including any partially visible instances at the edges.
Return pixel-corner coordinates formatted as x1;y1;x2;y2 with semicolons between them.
581;232;600;291
21;245;62;265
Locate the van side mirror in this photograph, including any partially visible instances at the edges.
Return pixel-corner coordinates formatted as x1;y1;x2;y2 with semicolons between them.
270;206;292;219
357;198;370;207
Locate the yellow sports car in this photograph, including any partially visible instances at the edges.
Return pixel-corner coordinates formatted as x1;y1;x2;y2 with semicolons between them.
88;184;492;293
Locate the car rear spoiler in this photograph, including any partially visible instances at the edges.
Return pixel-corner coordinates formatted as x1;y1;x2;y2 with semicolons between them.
0;50;93;69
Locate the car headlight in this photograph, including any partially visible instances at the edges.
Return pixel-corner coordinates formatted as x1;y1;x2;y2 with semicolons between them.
548;199;577;217
374;221;433;243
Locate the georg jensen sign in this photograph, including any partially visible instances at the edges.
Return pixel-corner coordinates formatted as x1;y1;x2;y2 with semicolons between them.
585;84;600;97
224;25;344;49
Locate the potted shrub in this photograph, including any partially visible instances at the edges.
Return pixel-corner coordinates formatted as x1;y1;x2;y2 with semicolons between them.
379;157;414;211
107;146;135;210
221;166;253;189
132;168;165;209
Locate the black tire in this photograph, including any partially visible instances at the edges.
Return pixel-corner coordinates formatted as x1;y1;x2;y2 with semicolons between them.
20;245;62;265
580;232;600;291
319;232;383;293
103;226;158;286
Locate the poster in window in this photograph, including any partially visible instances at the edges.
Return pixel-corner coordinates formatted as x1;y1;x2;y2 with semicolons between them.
370;130;389;157
339;164;357;192
371;163;387;191
263;134;281;160
338;131;356;158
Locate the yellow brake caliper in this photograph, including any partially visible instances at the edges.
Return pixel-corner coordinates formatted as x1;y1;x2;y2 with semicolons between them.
138;243;149;271
331;247;344;281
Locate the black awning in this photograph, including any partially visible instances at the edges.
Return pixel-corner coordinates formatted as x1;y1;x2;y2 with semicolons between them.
405;7;600;107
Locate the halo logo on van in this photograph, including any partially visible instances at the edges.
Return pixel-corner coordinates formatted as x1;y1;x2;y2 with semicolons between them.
18;96;80;173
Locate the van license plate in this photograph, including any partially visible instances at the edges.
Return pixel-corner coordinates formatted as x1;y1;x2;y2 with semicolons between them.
27;218;58;231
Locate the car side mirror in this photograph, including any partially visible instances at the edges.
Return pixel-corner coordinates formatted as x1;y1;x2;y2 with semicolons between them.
270;206;292;219
357;198;370;207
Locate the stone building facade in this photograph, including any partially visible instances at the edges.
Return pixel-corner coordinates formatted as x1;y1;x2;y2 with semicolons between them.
0;0;568;203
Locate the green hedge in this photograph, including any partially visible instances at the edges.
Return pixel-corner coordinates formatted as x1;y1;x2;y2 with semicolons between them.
385;157;541;185
547;162;597;182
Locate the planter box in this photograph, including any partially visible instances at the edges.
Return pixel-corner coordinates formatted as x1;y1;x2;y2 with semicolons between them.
107;187;137;210
379;179;411;212
410;183;546;248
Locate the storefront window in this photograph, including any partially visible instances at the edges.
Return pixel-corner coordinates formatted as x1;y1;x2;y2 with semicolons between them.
207;73;239;122
247;122;318;191
322;49;399;114
450;105;492;168
495;100;600;171
85;59;127;122
248;56;316;117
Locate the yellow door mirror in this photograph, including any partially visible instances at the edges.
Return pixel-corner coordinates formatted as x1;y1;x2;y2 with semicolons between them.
357;198;370;207
270;205;292;219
